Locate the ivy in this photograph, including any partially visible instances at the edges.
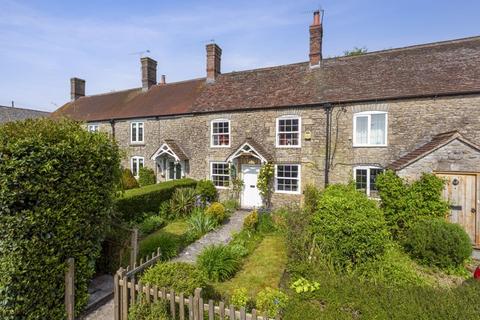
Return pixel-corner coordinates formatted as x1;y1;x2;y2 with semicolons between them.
257;163;274;208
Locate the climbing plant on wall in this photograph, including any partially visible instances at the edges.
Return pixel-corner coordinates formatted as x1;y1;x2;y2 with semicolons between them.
257;163;275;208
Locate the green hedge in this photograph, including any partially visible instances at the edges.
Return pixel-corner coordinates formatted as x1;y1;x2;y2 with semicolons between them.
115;179;197;222
0;118;121;319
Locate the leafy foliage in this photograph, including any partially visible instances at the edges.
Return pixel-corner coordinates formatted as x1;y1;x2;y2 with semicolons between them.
231;288;249;307
205;202;226;224
403;219;472;269
223;199;239;215
376;171;449;238
303;184;320;215
142;262;207;295
256;288;289;318
138;167;156;187
115;179;197;222
138;215;165;236
128;297;169;320
138;232;178;261
197;244;241;282
228;244;249;257
257;163;274;207
195;179;218;205
170;187;197;217
243;209;259;230
187;208;217;239
312;184;390;270
343;46;368;56
290;277;320;294
122;168;139;190
0;118;121;319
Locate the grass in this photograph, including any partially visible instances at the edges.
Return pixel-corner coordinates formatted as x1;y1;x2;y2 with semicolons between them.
120;179;196;198
214;234;287;298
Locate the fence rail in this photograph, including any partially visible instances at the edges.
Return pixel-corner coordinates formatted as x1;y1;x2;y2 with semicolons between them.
114;248;275;320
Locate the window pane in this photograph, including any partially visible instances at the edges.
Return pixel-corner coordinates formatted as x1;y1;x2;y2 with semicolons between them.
132;158;138;176
169;162;175;180
175;163;182;180
212;122;230;145
370;114;386;145
369;169;384;197
278;118;299;146
132;123;137;142
138;123;144;142
211;163;230;187
276;165;299;192
355;116;368;145
355;169;367;193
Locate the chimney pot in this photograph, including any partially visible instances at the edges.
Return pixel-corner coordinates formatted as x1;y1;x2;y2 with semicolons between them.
206;43;222;83
309;10;323;67
70;77;85;101
160;74;166;85
141;57;157;91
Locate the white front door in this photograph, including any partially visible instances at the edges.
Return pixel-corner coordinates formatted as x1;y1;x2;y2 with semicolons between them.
241;165;263;209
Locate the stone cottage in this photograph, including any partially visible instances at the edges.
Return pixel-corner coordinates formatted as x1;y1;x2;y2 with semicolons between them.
53;11;480;248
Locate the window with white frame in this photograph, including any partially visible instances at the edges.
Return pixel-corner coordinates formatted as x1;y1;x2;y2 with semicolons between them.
353;112;387;146
276;116;301;147
131;121;144;143
210;162;230;188
275;164;301;194
211;120;230;147
88;124;99;132
131;156;144;177
354;166;384;197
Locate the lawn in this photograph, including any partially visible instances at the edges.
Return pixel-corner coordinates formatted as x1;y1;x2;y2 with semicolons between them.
214;234;287;298
138;220;190;259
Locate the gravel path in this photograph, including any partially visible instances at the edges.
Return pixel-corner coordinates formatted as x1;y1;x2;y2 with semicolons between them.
82;210;249;319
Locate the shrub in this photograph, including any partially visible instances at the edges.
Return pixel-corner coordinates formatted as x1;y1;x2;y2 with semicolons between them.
195;179;218;205
205;202;226;223
312;184;390;270
187;208;217;239
229;244;249;257
376;171;449;238
139;233;178;261
403;219;471;269
290;277;320;294
197;244;240;282
243;209;259;230
223;199;239;215
138;215;165;236
158;201;173;220
138;167;156;187
231;288;249;307
304;184;320;215
122;168;139;190
256;287;289;318
128;297;169;320
0;118;121;319
142;262;207;295
115;179;197;222
170;187;197;217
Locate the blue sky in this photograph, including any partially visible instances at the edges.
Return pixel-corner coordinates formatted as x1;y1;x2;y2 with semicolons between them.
1;0;479;112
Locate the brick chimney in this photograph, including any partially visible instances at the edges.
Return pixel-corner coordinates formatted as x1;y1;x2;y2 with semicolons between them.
160;74;166;85
309;10;323;67
70;77;85;101
141;57;157;91
206;43;222;83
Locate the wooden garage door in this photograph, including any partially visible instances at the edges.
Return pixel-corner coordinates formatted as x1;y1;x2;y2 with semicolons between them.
437;173;477;244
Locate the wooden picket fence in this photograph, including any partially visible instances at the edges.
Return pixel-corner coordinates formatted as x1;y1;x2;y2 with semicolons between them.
113;249;275;320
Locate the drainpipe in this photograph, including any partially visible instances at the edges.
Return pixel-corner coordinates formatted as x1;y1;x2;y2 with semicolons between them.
110;119;116;139
324;103;332;188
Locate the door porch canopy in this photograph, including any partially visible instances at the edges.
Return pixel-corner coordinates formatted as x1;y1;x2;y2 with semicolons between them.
226;138;273;164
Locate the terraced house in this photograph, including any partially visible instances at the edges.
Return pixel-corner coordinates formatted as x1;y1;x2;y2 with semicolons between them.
54;12;480;248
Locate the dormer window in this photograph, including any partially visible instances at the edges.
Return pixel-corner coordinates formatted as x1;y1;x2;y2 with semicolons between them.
211;119;230;147
276;116;301;147
131;121;144;144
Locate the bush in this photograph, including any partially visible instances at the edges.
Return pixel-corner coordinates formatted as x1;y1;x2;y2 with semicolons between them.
138;167;156;187
158;201;173;220
304;184;320;215
128;298;169;320
229;244;249;257
138;215;165;236
256;287;288;318
197;244;240;282
195;179;218;205
283;206;314;263
312;184;390;270
243;209;259;230
170;187;197;217
205;202;226;223
376;171;449;238
142;262;207;295
115;179;197;222
138;233;178;261
0;118;121;319
122;168;139;190
187;208;217;239
403;219;472;269
223;199;239;215
231;288;249;307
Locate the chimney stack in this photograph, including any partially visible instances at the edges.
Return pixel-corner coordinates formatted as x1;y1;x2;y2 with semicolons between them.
206;43;222;83
309;10;323;67
70;77;85;101
141;57;157;91
160;74;166;85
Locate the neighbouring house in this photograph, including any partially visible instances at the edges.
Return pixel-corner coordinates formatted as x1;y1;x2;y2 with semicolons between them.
0;104;50;124
53;11;480;248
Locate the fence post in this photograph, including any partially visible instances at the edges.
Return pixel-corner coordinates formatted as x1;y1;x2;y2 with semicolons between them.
193;288;202;320
130;228;139;268
65;258;75;320
113;269;121;320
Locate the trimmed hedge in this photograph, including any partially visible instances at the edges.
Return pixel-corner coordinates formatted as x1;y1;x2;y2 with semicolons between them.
115;179;197;221
0;118;121;319
138;167;156;187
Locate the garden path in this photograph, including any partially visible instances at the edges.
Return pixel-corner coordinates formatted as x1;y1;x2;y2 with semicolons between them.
82;209;248;320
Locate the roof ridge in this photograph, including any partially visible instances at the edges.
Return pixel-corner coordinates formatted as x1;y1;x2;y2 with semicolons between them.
78;87;141;100
324;35;480;61
0;105;49;113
